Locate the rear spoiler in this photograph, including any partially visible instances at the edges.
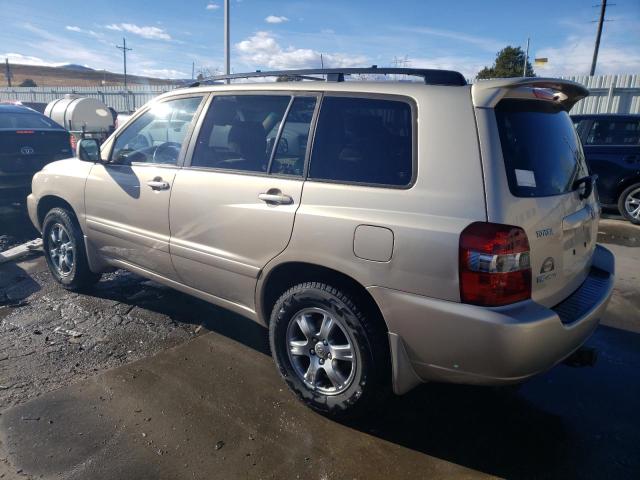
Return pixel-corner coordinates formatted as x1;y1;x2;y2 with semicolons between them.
471;77;589;111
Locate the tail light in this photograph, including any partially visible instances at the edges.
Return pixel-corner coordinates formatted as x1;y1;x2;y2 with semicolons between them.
459;222;531;306
69;134;77;152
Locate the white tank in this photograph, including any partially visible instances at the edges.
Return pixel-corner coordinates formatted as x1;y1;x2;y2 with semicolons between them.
44;95;113;135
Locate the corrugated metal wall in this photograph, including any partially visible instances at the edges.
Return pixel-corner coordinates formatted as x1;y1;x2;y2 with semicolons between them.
1;74;639;114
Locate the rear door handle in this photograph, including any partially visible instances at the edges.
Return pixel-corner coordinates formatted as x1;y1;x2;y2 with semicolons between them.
146;177;170;191
258;192;293;205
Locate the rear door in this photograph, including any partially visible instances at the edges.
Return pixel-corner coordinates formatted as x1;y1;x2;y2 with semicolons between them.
169;93;319;311
477;97;598;307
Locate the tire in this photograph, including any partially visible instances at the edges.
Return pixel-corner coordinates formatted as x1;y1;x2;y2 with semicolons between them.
618;183;640;225
269;282;390;418
42;207;101;291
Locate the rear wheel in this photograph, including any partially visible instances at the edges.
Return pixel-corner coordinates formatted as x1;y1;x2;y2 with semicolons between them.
269;282;390;418
618;183;640;225
42;207;101;290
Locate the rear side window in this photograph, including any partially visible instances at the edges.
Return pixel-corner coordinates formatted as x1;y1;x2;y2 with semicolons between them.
585;118;640;145
309;96;413;186
192;95;290;173
496;100;588;197
0;112;62;130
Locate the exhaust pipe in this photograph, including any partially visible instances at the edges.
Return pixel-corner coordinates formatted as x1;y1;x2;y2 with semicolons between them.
563;346;598;368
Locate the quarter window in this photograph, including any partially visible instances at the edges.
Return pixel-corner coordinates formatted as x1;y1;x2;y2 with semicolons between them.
191;95;291;173
111;96;203;165
270;97;317;176
309;96;413;186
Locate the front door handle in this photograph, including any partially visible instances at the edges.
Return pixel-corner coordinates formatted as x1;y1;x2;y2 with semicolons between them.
258;191;293;205
146;177;170;191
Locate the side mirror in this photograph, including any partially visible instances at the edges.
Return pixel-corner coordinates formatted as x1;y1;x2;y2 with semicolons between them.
76;138;101;162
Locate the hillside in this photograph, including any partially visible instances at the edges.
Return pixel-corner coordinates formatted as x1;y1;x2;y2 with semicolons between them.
1;63;180;87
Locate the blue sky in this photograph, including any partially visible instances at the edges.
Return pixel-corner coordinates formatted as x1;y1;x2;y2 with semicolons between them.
1;0;639;79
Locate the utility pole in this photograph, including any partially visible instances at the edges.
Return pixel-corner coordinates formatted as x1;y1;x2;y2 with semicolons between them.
590;0;607;76
116;37;132;89
523;37;530;77
192;61;195;80
116;37;132;112
224;0;230;84
4;58;12;87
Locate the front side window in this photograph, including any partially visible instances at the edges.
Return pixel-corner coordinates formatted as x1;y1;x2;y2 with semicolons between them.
191;95;291;173
585;119;640;146
309;96;413;186
111;96;203;165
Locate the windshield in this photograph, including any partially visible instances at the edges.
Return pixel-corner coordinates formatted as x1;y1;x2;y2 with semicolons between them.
495;99;588;197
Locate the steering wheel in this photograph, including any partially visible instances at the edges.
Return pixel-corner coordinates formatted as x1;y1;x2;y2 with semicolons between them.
152;142;181;164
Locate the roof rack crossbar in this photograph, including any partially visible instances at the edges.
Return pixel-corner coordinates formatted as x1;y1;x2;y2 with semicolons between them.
189;67;466;87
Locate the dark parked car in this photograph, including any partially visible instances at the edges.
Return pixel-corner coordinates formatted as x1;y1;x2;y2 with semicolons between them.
0;104;72;205
573;114;640;224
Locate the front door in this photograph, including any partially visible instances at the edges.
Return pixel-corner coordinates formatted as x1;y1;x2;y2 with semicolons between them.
169;93;319;311
85;95;204;277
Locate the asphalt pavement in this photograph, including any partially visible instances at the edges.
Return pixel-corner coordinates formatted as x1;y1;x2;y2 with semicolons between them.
0;209;639;479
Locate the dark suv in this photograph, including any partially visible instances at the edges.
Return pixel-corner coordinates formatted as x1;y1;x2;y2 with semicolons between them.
0;103;72;205
573;114;640;224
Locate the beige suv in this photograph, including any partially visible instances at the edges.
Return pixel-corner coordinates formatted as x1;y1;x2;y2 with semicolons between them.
27;69;615;417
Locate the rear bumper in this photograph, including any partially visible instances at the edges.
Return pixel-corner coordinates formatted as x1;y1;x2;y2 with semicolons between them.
369;245;615;394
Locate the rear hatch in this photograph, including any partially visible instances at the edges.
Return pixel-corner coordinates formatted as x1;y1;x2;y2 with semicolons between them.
473;78;597;307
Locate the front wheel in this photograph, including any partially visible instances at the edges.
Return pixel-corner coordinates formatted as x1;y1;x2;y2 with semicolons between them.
618;183;640;225
42;207;101;290
269;282;390;418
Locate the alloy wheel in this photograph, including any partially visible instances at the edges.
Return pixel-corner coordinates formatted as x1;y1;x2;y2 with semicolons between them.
286;307;357;395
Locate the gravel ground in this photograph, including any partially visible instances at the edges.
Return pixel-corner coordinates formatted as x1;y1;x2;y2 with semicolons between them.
0;264;207;410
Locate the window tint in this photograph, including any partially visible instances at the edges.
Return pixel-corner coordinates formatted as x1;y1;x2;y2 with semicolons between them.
585;118;640;145
309;96;413;186
192;95;290;173
270;97;317;176
496;100;589;197
0;112;62;130
111;96;202;165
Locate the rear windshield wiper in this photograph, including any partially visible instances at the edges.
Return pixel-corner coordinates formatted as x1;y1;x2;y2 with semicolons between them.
573;174;598;200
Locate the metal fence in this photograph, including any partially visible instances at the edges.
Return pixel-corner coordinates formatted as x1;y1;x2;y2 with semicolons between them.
0;74;639;114
0;84;178;112
563;74;640;115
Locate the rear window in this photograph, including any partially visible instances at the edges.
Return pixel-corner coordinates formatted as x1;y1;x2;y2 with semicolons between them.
309;96;413;187
0;112;62;130
496;100;588;197
585;118;640;145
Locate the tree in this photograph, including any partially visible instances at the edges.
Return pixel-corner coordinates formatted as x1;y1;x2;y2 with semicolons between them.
476;46;535;80
19;78;37;87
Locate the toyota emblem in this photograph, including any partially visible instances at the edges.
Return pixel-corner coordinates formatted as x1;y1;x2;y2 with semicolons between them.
20;146;35;155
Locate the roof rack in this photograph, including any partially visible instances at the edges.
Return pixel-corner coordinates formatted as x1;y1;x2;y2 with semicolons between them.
188;67;467;87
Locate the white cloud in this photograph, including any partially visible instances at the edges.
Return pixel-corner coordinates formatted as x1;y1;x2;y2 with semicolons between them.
265;15;289;24
3;52;62;67
534;35;640;76
65;25;102;38
236;31;366;69
206;3;219;10
400;26;504;53
140;68;188;79
106;23;171;41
